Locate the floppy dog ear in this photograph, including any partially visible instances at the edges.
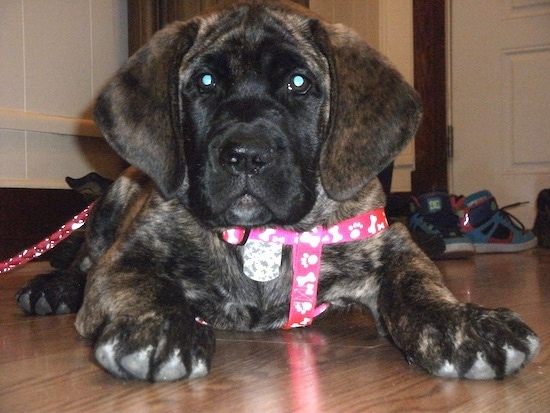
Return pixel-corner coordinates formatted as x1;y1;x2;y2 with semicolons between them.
94;21;199;198
317;23;423;201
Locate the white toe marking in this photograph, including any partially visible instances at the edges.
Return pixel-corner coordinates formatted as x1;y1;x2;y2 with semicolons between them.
436;360;459;378
95;338;126;377
119;345;154;380
526;335;541;360
503;344;526;375
155;349;187;381
18;293;31;312
189;357;209;379
465;352;496;380
56;302;70;314
35;295;52;315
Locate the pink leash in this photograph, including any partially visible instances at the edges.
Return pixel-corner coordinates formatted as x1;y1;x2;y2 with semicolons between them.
0;203;95;274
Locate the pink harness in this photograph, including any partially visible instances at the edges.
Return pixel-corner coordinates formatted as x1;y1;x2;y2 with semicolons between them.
0;202;387;331
222;208;388;329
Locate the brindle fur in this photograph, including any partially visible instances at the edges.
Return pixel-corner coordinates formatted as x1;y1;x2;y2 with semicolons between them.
17;0;538;382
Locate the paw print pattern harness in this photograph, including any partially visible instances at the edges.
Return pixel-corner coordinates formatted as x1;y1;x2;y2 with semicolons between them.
222;208;388;329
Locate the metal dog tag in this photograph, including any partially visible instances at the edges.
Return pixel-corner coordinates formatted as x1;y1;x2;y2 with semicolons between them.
242;239;283;282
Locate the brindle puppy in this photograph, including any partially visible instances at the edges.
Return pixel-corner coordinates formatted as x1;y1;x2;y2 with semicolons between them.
17;0;539;382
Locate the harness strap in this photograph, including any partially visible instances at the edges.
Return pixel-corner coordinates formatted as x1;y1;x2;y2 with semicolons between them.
222;208;388;329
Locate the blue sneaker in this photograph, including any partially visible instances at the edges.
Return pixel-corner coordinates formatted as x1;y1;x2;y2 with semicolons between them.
409;192;474;259
452;190;537;253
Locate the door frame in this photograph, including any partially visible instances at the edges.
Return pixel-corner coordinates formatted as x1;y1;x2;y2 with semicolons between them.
411;0;447;194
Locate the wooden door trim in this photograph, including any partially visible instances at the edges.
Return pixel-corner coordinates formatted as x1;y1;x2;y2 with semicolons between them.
411;0;447;194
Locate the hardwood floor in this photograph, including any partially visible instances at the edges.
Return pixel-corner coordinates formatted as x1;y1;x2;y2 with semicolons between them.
1;250;549;412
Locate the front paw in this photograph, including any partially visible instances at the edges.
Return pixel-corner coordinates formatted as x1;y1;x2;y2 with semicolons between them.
403;304;539;380
93;315;215;381
15;269;86;315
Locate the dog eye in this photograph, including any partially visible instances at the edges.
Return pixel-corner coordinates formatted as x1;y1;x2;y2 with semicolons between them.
198;73;216;92
287;74;311;94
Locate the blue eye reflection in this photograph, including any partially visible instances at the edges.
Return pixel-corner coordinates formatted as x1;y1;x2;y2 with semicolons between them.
288;74;311;94
292;75;305;88
201;74;213;86
198;73;216;91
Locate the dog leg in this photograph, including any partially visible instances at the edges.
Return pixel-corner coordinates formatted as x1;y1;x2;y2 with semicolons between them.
75;266;215;382
378;225;539;379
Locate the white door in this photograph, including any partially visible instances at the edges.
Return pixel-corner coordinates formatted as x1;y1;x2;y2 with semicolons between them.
450;0;550;227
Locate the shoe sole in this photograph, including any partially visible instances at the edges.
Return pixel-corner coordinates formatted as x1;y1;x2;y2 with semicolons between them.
438;242;475;259
473;237;538;254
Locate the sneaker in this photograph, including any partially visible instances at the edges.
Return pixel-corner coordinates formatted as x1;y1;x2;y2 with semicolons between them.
452;190;537;253
409;192;475;259
533;188;550;248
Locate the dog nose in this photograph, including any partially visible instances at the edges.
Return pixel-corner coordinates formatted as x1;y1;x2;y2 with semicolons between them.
219;137;275;174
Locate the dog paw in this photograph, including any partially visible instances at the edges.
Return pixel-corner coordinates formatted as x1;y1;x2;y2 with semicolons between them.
15;270;86;315
405;304;539;380
93;316;215;381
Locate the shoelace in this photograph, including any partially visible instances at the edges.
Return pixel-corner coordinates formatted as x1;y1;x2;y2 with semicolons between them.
499;202;530;234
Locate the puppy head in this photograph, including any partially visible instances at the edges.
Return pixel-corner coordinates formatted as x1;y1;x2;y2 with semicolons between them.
94;1;422;226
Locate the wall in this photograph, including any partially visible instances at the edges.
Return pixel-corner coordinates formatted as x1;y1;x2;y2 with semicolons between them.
0;0;128;189
310;0;415;192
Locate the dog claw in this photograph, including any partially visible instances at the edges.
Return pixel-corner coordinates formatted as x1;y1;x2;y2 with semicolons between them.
95;338;129;379
426;306;541;380
119;346;155;380
35;295;53;315
436;340;537;380
16;290;71;316
16;292;32;314
93;320;214;381
16;291;54;315
56;302;71;314
15;269;85;316
154;350;189;381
